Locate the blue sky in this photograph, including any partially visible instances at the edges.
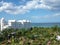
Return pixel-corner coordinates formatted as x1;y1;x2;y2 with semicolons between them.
0;0;60;23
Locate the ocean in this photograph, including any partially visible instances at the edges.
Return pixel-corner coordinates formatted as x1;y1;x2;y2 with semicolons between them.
30;23;60;27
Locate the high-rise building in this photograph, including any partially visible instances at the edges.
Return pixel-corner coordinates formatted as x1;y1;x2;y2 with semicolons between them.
1;18;5;31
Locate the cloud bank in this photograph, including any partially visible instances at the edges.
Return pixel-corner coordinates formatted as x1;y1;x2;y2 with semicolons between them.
0;0;60;14
32;13;60;19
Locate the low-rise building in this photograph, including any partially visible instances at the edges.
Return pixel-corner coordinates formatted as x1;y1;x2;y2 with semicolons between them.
0;18;31;31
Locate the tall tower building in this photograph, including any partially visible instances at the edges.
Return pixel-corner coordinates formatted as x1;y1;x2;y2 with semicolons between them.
1;18;5;31
0;20;1;30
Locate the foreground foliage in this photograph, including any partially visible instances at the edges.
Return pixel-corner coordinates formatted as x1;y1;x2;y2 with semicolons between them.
0;25;60;45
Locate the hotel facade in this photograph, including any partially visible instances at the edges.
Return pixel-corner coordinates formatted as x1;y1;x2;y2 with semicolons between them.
0;18;31;31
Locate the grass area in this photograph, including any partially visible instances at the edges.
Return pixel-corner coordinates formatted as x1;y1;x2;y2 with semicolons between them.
0;25;60;45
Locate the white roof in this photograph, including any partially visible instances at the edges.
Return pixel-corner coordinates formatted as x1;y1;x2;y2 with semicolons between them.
26;20;31;22
17;20;31;22
8;20;16;22
17;20;23;22
22;20;27;22
17;20;26;22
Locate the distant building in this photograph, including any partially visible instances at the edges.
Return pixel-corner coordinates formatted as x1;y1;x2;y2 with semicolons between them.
1;18;5;31
0;18;31;31
0;20;1;30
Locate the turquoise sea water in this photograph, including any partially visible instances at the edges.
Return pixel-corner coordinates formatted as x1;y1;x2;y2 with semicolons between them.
30;23;60;27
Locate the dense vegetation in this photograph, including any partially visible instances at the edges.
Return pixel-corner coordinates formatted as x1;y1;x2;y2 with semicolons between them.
0;25;60;45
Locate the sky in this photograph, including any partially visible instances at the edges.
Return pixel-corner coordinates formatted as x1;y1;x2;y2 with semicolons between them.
0;0;60;23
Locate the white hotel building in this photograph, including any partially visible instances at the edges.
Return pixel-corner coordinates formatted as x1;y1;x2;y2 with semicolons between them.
0;18;31;31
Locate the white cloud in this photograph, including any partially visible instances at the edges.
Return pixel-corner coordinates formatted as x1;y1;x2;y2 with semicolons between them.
53;13;60;16
32;13;60;19
40;0;60;10
0;0;60;14
0;1;13;11
0;0;38;14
